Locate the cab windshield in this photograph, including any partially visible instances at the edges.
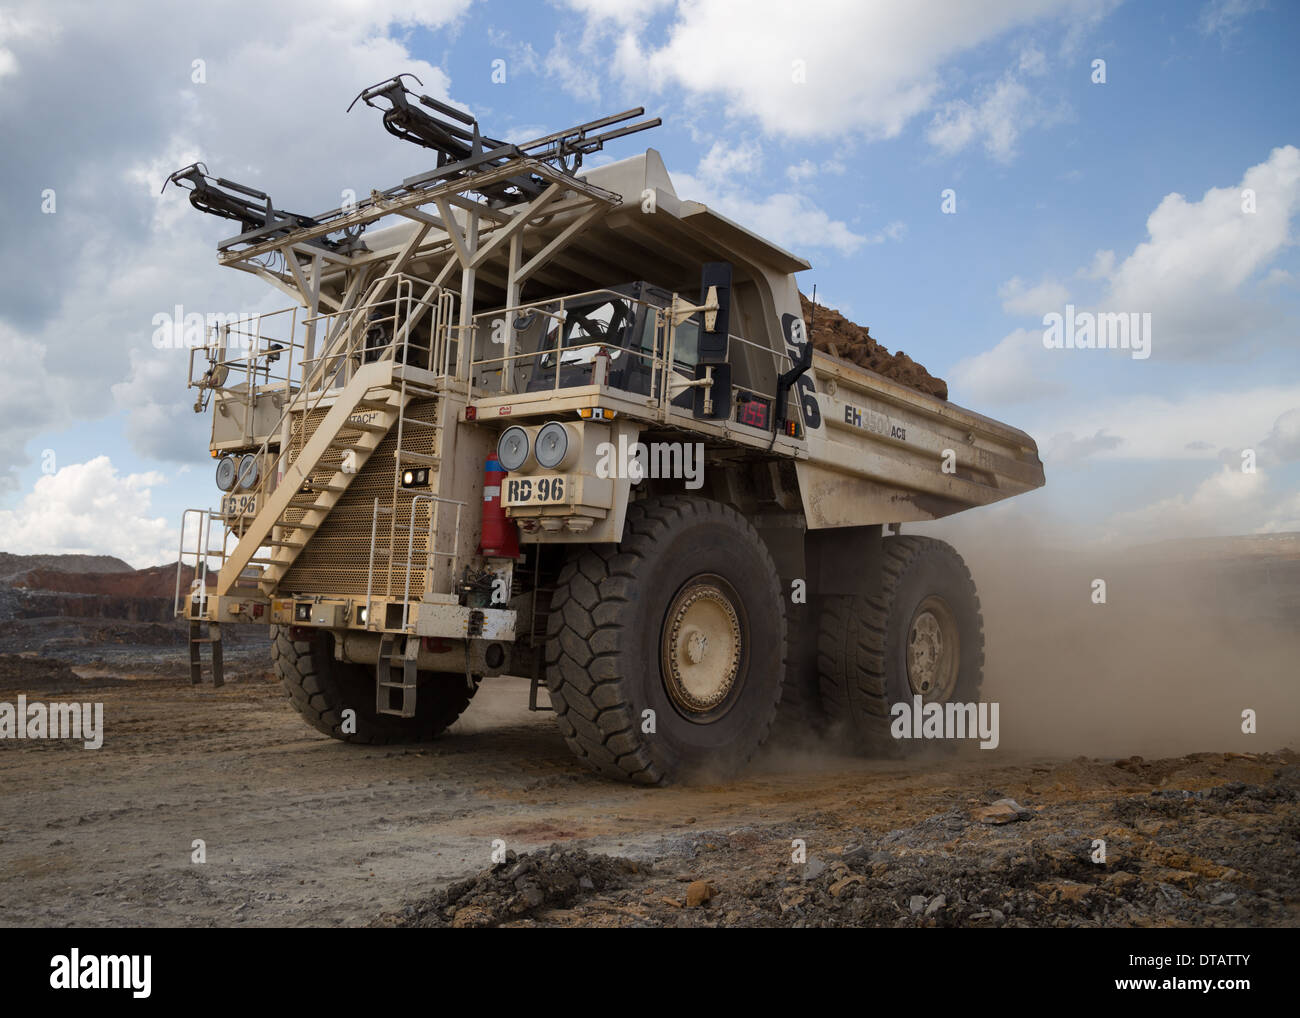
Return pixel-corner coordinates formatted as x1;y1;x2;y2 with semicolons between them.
539;297;633;368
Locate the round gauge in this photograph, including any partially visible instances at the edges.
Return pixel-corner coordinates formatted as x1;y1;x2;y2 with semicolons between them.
497;426;530;472
236;453;260;491
535;421;570;469
215;456;237;492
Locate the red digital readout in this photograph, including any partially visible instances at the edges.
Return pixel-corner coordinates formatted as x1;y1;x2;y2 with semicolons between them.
737;398;770;429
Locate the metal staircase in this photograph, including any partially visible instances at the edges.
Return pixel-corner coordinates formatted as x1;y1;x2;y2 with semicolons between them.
216;362;408;596
211;277;443;599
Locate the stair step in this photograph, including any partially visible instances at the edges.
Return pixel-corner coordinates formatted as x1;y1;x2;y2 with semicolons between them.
355;398;396;411
397;450;441;466
342;420;388;434
264;539;306;548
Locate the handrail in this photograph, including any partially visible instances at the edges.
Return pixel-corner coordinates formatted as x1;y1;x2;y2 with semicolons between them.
465;290;808;431
403;493;465;631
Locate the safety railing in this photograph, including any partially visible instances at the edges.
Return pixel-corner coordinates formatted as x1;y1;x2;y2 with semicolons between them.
465;289;808;432
174;508;234;618
365;493;466;633
187;306;302;443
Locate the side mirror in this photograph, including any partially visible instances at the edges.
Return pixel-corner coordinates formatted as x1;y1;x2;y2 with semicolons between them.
698;262;731;363
692;362;732;419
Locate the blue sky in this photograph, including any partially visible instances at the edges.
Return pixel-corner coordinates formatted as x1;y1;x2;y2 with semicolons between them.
0;0;1297;565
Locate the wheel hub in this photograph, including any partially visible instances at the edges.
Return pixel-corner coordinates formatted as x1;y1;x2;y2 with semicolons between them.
906;596;959;702
661;577;743;716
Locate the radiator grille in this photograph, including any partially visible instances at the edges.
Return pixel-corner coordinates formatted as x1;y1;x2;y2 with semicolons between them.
277;397;441;597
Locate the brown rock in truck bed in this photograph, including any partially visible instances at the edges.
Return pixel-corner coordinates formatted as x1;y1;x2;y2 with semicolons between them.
800;292;948;400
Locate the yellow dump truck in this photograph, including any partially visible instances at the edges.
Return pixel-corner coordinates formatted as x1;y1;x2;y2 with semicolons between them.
171;77;1044;782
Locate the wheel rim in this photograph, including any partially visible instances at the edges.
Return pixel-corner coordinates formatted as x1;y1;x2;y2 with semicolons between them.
906;595;959;702
660;574;746;721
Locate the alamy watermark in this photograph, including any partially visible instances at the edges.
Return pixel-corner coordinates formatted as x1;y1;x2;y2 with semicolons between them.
50;950;150;998
594;434;704;490
0;696;103;749
891;695;999;749
1043;304;1151;360
151;305;259;350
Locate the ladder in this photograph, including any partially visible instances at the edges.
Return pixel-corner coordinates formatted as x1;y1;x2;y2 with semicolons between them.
189;620;224;687
527;551;554;712
375;633;419;717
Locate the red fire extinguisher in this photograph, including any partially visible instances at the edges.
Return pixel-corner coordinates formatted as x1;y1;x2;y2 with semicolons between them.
478;457;520;559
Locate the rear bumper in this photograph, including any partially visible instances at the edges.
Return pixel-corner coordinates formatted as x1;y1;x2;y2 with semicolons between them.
182;592;517;641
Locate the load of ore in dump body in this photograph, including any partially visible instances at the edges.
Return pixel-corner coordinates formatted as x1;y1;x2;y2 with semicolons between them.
799;293;948;401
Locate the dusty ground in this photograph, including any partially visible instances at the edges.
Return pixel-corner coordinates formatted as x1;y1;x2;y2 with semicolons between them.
1;661;1295;928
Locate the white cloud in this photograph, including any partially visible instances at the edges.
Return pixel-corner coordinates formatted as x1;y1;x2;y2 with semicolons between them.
594;0;1112;142
0;0;472;488
1260;406;1300;462
0;456;176;567
999;275;1070;316
1034;384;1300;462
674;168;884;257
947;327;1063;405
544;33;602;102
112;348;210;462
1095;145;1300;357
1076;248;1114;279
786;160;818;184
562;0;673;25
698;140;764;182
927;74;1056;163
0;323;62;492
784;158;845;183
1105;464;1296;541
1045;429;1122;463
1198;0;1268;39
1017;45;1048;75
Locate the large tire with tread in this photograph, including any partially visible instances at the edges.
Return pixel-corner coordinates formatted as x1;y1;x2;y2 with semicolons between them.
272;625;473;744
817;536;983;755
544;495;787;784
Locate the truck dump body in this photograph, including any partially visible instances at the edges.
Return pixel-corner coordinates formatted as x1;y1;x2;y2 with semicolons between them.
801;349;1044;527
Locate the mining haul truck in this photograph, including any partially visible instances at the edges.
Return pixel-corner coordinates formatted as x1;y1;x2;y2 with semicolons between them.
170;77;1045;783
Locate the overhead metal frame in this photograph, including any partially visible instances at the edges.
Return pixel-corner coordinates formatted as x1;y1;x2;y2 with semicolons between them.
212;157;625;370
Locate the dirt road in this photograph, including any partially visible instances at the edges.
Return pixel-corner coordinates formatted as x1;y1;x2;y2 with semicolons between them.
1;666;1295;928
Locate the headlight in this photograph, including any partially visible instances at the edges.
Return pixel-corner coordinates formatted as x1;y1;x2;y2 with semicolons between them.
497;426;530;471
236;453;260;491
215;456;237;492
535;421;570;469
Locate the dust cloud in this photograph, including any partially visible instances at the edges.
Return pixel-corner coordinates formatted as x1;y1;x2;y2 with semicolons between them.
918;511;1300;759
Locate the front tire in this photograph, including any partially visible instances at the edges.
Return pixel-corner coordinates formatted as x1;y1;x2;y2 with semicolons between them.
817;536;983;754
272;626;473;744
544;495;787;784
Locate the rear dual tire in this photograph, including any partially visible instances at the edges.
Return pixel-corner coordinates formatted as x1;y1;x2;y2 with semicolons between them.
817;536;984;755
